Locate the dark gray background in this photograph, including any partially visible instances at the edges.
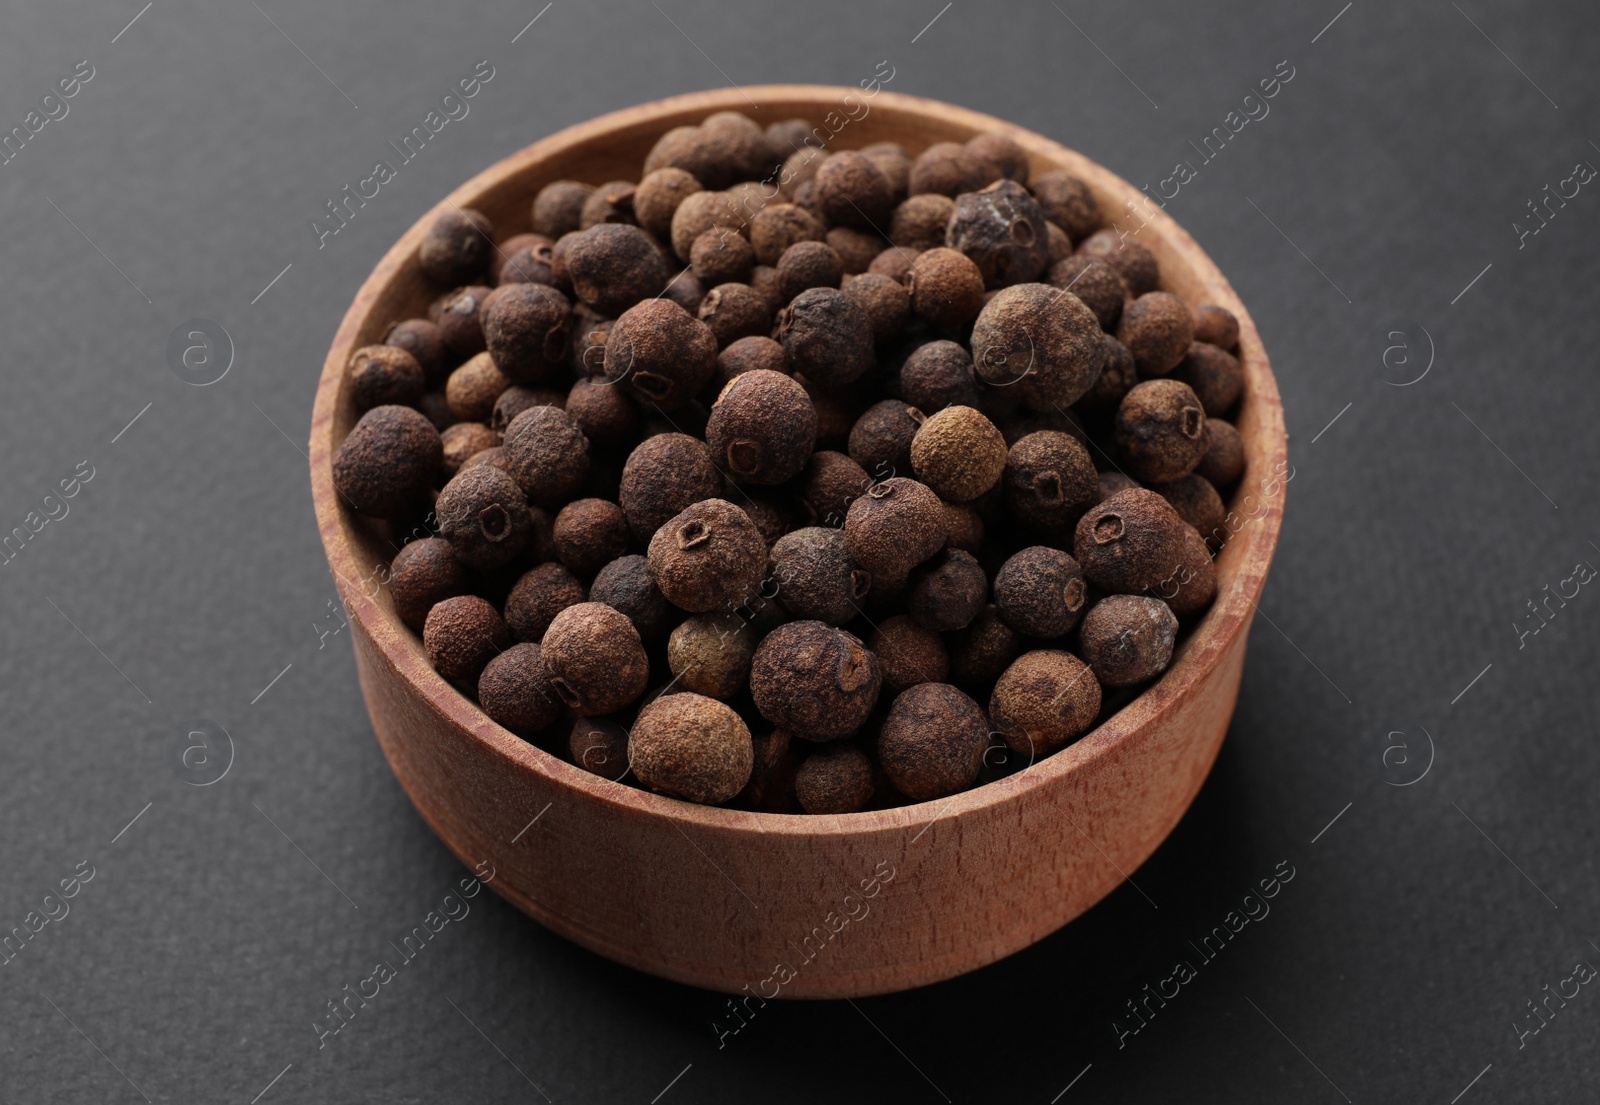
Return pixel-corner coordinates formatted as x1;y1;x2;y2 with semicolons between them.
2;1;1596;1101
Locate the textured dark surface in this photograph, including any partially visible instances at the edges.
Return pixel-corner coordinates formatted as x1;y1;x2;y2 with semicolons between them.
2;2;1596;1101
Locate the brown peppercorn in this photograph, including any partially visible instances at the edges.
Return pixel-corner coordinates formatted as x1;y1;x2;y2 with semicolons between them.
505;562;587;642
775;287;875;388
815;150;894;229
868;615;949;696
667;614;756;699
430;284;493;357
848;399;923;482
862;141;913;203
1072;487;1189;596
890;193;956;251
843;476;946;579
1196;419;1245;487
564;224;669;316
491;386;563;436
333;405;442;518
1003;430;1099;534
542;601;649;716
630;693;753;804
868;246;920;283
774;240;844;302
564;378;641;450
906;247;986;329
750;203;825;267
798;374;861;452
419;208;493;286
898;340;979;411
908;141;998;197
770;527;871;626
1080;333;1139;412
947;604;1021;692
347;344;424;412
993;547;1086;638
795;744;875;814
604;298;718;409
843;272;911;345
478;642;563;734
713;335;789;392
647;499;768;613
570;717;630;780
990;650;1101;755
1029;172;1100;242
660;269;706;316
552;498;628;578
750;621;881;740
698;282;773;348
967;131;1030;181
1156;524;1217;619
778;144;825;198
827;227;883;276
1152;474;1226;548
436;464;533;571
388;537;471;631
971;283;1103;411
943;501;986;553
481;282;571;385
907;548;988;631
1169;341;1243;417
619;433;722;541
1118;292;1194;377
503;404;591;508
1046;255;1128;331
1080;595;1178;688
1192;303;1240;350
910;405;1007;503
440;421;498;476
589;554;673;638
1045;221;1074;264
878;683;988;800
796;450;871;527
690;228;755;285
701;111;772;180
445;351;509;423
423;595;509;683
705;369;816;485
532;180;594;238
385;318;451;386
947;180;1051;288
670;190;747;264
1077;229;1159;296
493;232;557;286
578;180;636;229
765;118;814;163
634;167;703;239
1116;379;1207;482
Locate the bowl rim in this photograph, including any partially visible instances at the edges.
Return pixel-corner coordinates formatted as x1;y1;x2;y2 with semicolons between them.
309;84;1287;839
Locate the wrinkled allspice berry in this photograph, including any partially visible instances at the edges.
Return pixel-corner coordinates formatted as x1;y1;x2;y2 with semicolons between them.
843;477;946;580
388;537;471;632
868;615;949;696
478;642;563;734
552;498;628;578
990;650;1101;756
589;554;673;639
970;282;1103;411
629;693;753;804
436;464;533;571
906;548;988;631
1079;595;1178;687
505;562;587;642
503;404;592;508
332;405;441;519
706;369;817;485
910;405;1007;503
750;621;881;740
348;344;424;412
423;595;509;683
878;683;989;801
993;546;1086;638
667;614;756;699
946;179;1051;288
775;287;875;388
1115;379;1207;483
619;433;722;540
770;526;871;626
795;744;875;814
482;282;572;385
1002;430;1099;534
603;298;719;409
647;499;768;613
541;601;649;716
419;208;493;286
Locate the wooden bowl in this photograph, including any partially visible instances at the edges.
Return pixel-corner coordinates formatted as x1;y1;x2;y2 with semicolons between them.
310;86;1286;999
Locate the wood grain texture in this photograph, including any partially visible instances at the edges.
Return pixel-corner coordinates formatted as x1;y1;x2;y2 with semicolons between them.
309;86;1288;998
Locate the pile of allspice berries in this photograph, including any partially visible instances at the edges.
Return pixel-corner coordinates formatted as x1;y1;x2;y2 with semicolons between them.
332;110;1248;815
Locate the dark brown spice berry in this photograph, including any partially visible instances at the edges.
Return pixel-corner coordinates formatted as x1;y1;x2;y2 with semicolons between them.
1079;594;1178;687
947;180;1051;288
1080;333;1138;411
670;190;746;261
1029;172;1100;242
1169;341;1243;416
491;386;563;436
993;546;1086;638
347;344;424;412
775;287;875;388
1002;430;1099;534
1118;292;1194;377
990;650;1101;755
634;167;703;240
842;476;946;579
589;554;673;638
966;131;1030;181
619;433;722;541
417;391;457;433
878;683;988;800
388;537;471;631
1072;487;1189;596
750;621;881;740
713;335;789;392
868;615;949;696
911;405;1007;502
430;285;493;357
436;464;533;571
579;180;636;229
868;246;920;283
698;282;773;348
478;642;563;734
332;405;441;518
419;208;493;286
700;111;771;180
1046;222;1074;264
552;498;628;578
690;228;755;285
445;351;510;423
564;224;670;315
750;203;825;267
943;501;985;553
795;744;875;814
947;604;1021;692
1192;303;1240;350
492;232;557;286
1196;419;1245;487
423;595;509;683
796;450;871;527
909;141;998;198
629;693;753;804
564;378;641;449
907;548;988;631
890;193;956;251
862;141;913;204
906;247;986;329
770;526;871;626
532;180;594;238
764;118;815;163
482;282;572;385
570;717;630;780
667;614;755;699
542;601;649;716
843;272;911;345
1115;379;1207;483
604;298;719;409
385;318;451;386
778;145;825;198
505;562;587;642
647;498;768;613
1152;474;1226;548
706;369;817;485
847;399;923;482
747;263;783;311
815;150;894;229
660;269;706;316
826;227;882;275
970;282;1103;411
1046;255;1128;331
440;421;499;476
1156;524;1217;619
739;729;802;812
503;404;592;508
1077;229;1159;296
898;340;980;411
1098;471;1141;502
774;240;844;302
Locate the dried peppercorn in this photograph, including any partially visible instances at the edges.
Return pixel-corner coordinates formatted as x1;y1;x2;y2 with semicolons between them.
1115;379;1207;483
898;340;980;412
1195;419;1245;487
618;432;722;541
775;287;875;387
910;405;1007;502
691;228;755;285
738;729;802;812
1046;255;1128;331
436;464;533;571
492;232;556;286
862;141;913;204
564;378;641;449
1080;333;1138;412
947;180;1051;288
430;284;493;357
906;247;986;329
388;536;471;631
993;546;1086;638
647;498;768;613
503;404;591;508
667;614;756;698
778;144;825;198
385;318;451;385
967;131;1030;182
505;562;586;642
970;283;1103;411
843;476;946;579
669;189;745;261
774;240;844;302
589;554;673;638
419;208;493;286
532;180;594;238
947;603;1021;692
796;450;871;527
868;614;949;696
423;595;509;683
770;526;871;626
848;399;924;480
570;717;630;780
797;375;861;453
1098;471;1141;502
795;744;875;814
747;263;783;311
1077;229;1159;297
750;621;881;740
1118;292;1194;377
630;693;753;804
552;498;628;577
698;282;773;348
634;167;702;240
868;245;920;284
604;298;719;409
990;650;1101;755
660;269;706;316
579;180;636;229
1072;487;1189;596
417;391;457;433
446;351;510;423
890;193;955;251
827;227;883;275
332;405;441;518
1002;430;1099;534
700;111;771;180
1192;303;1240;350
764;118;814;163
542;601;649;716
564;224;669;315
1029;172;1100;242
478;642;563;734
491;386;563;435
877;683;988;800
750;203;825;266
1045;222;1074;264
440;421;499;476
943;501;985;553
1079;594;1178;687
1155;524;1217;619
843;272;911;345
908;141;998;197
712;335;789;393
706;369;817;485
1152;474;1225;548
348;344;424;412
815;150;894;229
482;282;571;385
1169;341;1242;416
906;548;988;631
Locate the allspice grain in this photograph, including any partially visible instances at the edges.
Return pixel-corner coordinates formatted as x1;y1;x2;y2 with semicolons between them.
713;335;789;392
947;180;1051;288
1152;474;1225;548
843;476;946;579
848;399;923;479
541;601;649;716
1159;524;1218;619
569;717;630;780
698;282;773;348
1118;292;1195;377
553;498;628;577
503;404;592;508
739;729;802;812
563;379;640;449
966;131;1030;182
423;595;509;683
906;548;988;631
907;247;986;329
564;224;670;315
827;226;883;275
630;693;753;804
1192;303;1240;350
482;282;571;385
579;180;636;229
910;405;1008;502
388;537;471;631
1115;379;1207;483
667;613;756;699
775;287;875;387
990;650;1102;755
634;167;702;239
619;433;722;540
993;546;1086;638
1079;333;1138;412
1002;430;1099;534
647;498;768;613
878;683;988;801
385;318;450;385
419;208;493;286
796;450;870;527
1072;487;1189;596
1077;229;1159;297
691;228;755;285
815;150;894;229
430;285;493;357
436;464;533;571
491;386;563;436
532;180;594;238
899;340;981;412
348;344;424;412
493;232;557;287
1046;255;1128;331
1079;594;1178;687
947;604;1021;692
868;615;949;696
1029;171;1100;242
795;744;875;814
942;501;985;554
890;193;956;251
333;405;441;518
908;141;997;197
843;272;911;343
750;203;825;266
868;245;919;284
706;369;817;485
770;526;871;626
1196;419;1245;487
478;642;563;734
1169;341;1243;417
604;298;719;408
505;562;587;642
970;283;1103;411
660;270;706;316
750;621;881;739
774;240;844;302
446;352;510;423
589;553;673;638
